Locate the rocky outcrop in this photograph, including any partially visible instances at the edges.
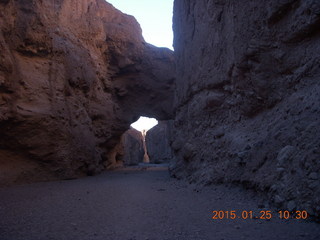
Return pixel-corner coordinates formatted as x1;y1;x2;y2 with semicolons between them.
0;0;174;186
171;0;320;219
146;121;173;164
108;128;144;167
122;128;144;166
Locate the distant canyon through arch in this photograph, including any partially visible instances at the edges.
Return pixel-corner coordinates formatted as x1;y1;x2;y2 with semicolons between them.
109;117;174;168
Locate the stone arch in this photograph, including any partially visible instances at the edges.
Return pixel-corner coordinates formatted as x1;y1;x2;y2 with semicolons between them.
0;0;174;186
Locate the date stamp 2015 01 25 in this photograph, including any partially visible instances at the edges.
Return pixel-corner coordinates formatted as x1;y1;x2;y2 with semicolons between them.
212;210;309;220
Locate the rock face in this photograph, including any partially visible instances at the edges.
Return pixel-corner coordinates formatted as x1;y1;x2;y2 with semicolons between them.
122;128;144;166
108;128;144;167
172;0;320;218
0;0;174;185
146;121;173;164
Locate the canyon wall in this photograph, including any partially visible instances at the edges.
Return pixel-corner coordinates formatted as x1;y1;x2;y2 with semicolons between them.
171;0;320;218
107;128;145;168
121;128;144;166
0;0;174;185
146;121;173;164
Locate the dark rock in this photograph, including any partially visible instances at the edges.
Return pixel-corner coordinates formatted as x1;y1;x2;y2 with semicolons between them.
274;195;285;205
122;128;145;166
276;146;295;167
309;172;319;180
105;128;145;168
171;0;320;219
182;143;195;161
0;0;9;5
287;200;296;212
146;121;173;164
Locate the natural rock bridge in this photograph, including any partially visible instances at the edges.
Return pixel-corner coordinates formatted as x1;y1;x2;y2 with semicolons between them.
0;0;174;184
0;0;319;239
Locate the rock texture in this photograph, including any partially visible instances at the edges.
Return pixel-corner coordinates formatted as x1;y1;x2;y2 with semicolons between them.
121;128;144;166
146;121;173;164
108;128;144;167
171;0;320;219
0;0;174;186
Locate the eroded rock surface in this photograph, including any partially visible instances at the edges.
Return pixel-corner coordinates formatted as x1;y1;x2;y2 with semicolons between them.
121;128;144;166
0;0;174;185
171;0;320;219
108;128;144;168
146;121;173;164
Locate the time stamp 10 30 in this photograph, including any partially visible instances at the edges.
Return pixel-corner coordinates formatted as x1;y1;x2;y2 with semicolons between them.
212;210;309;220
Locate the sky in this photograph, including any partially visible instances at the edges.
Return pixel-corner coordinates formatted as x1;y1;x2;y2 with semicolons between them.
106;0;173;131
131;117;158;132
106;0;174;49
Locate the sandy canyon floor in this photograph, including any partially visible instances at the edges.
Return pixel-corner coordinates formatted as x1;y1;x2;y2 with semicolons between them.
0;165;319;240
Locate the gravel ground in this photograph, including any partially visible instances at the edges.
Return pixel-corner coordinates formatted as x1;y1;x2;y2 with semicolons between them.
0;166;319;240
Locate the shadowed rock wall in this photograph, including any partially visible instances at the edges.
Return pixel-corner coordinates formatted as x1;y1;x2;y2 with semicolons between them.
171;0;320;218
146;121;173;164
122;128;145;166
0;0;174;185
107;128;145;168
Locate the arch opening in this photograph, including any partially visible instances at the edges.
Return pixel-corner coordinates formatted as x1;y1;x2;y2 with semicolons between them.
107;116;174;169
131;116;158;132
127;116;173;167
131;116;159;164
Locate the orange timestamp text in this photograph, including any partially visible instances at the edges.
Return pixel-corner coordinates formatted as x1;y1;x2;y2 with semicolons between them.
212;210;308;220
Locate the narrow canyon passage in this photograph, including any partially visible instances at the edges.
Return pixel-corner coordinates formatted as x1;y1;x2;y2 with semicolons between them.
1;1;319;239
0;166;319;240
